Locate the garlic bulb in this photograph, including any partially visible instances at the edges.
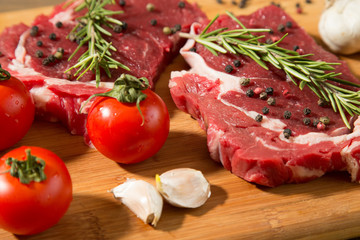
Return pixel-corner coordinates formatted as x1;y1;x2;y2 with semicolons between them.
319;0;360;55
156;168;211;208
110;179;163;227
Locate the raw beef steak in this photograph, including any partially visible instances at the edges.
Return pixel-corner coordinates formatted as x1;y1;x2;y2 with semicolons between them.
0;0;206;135
169;5;360;187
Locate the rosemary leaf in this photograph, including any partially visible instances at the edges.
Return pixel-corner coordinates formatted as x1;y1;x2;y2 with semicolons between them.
299;79;307;90
202;28;228;38
197;38;227;54
326;89;338;112
66;0;129;87
200;14;220;36
335;97;351;128
221;37;236;54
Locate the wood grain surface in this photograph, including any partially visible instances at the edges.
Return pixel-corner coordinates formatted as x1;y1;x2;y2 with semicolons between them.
1;1;360;239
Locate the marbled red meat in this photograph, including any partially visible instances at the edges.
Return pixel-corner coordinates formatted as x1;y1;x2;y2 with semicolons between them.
0;0;206;135
169;5;360;187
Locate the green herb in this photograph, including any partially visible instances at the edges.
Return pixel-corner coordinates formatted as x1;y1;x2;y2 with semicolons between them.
81;74;149;124
179;11;360;129
65;0;130;87
4;149;46;184
0;65;11;81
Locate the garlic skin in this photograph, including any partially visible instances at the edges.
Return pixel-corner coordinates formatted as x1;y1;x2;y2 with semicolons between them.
156;168;211;208
110;179;163;227
319;0;360;55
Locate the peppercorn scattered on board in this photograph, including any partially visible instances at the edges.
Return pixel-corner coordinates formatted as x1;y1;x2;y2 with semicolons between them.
1;0;360;239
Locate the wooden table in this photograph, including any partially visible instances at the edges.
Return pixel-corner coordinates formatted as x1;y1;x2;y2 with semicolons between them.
1;0;360;239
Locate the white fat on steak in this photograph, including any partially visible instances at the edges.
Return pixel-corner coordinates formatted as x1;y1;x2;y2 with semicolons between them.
49;0;82;26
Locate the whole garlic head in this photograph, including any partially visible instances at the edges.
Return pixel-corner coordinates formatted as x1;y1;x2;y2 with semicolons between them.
156;168;211;208
110;179;163;227
319;0;360;55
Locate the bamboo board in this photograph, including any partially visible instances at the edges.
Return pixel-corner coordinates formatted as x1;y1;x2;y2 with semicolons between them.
1;1;360;239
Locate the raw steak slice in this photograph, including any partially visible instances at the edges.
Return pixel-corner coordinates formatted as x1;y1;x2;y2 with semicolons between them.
169;5;360;187
0;0;206;135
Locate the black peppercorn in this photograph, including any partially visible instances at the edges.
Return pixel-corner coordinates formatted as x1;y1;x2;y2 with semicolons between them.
42;58;50;66
113;25;123;33
259;92;268;100
49;33;57;40
55;21;63;28
119;0;126;6
54;51;63;60
293;45;299;51
246;89;254;97
57;47;64;54
241;78;250;86
266;39;273;44
284;110;292;119
318;99;327;107
269;29;274;34
225;65;233;73
303;118;311;125
271;2;281;7
189;47;196;52
36;40;43;47
35;50;43;58
178;1;185;8
283;128;292;139
262;106;270;115
255;114;263;122
286;21;293;28
320;116;330;125
174;24;181;32
277;24;285;32
267;97;276;106
265;87;274;95
68;32;76;42
313;119;320;127
30;26;39;37
239;0;247;8
76;37;84;45
122;22;128;30
303;107;311;115
233;60;241;67
146;3;155;12
150;19;157;26
163;27;172;35
48;55;56;62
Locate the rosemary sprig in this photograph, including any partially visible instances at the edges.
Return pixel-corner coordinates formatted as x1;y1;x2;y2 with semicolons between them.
179;11;360;129
65;0;130;87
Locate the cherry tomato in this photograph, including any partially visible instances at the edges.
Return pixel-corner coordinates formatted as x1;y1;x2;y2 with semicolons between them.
0;146;73;235
0;73;35;150
86;89;170;164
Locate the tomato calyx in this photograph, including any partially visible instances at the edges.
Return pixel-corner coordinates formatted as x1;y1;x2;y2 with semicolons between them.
0;64;11;81
4;148;47;184
82;74;150;124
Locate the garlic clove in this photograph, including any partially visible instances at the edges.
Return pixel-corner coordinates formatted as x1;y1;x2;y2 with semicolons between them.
156;168;211;208
319;0;360;55
110;178;163;227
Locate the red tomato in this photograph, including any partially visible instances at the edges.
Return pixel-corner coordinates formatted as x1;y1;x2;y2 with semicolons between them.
0;146;72;235
86;89;170;164
0;74;35;150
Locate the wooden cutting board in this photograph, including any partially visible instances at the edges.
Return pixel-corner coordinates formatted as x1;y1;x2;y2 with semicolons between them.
1;1;360;239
